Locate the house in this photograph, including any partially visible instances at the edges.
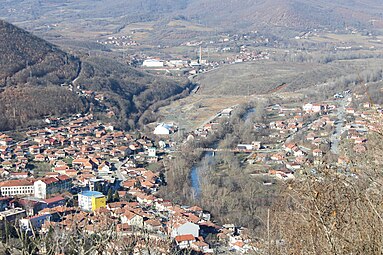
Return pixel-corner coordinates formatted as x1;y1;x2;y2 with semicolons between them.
221;108;233;117
191;240;210;253
29;145;41;155
144;219;163;232
153;123;174;135
0;208;26;232
121;211;144;227
20;213;52;232
175;234;196;249
78;191;106;212
147;147;156;157
34;154;46;162
237;144;254;151
313;149;323;157
10;172;29;179
303;103;313;113
303;103;324;113
171;221;200;238
43;196;66;208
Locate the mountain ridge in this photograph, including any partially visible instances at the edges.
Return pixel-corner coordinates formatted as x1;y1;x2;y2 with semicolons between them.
0;20;191;131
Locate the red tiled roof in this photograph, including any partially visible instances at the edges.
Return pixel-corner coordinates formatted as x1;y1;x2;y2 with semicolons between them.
57;175;71;181
175;234;195;242
0;179;34;187
43;196;65;204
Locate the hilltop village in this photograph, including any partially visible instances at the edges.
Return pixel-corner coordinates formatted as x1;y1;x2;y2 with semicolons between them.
0;88;381;254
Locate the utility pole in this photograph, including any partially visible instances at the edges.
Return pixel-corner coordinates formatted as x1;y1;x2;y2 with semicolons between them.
199;46;202;64
267;208;270;255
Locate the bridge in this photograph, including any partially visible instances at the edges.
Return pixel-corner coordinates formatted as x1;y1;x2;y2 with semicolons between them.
195;148;253;153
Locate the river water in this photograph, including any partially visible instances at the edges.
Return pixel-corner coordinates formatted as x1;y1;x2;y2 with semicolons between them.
190;107;256;198
190;151;214;198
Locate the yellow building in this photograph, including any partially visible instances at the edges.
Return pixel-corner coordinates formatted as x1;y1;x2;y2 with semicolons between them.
78;191;106;211
91;195;106;211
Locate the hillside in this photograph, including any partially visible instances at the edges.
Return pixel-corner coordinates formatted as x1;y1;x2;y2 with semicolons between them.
0;20;86;130
0;20;191;131
1;0;382;42
181;0;383;30
194;58;383;96
0;20;80;87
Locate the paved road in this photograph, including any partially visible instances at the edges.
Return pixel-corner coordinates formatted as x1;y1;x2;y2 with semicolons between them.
330;96;348;154
114;157;129;181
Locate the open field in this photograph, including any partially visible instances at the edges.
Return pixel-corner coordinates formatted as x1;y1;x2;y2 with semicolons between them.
194;58;383;96
301;32;383;49
157;94;255;131
167;20;214;32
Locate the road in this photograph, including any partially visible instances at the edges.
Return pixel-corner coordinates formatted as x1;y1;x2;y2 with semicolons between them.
330;96;348;154
113;157;129;181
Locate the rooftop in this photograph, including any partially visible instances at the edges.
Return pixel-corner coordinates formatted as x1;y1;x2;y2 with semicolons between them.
80;191;104;198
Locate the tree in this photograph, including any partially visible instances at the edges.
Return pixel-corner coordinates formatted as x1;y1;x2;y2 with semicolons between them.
113;190;120;202
107;188;113;203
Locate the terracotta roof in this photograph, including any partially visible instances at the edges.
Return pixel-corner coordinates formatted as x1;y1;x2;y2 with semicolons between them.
175;234;195;242
0;179;34;187
39;177;59;185
43;196;65;204
57;175;71;181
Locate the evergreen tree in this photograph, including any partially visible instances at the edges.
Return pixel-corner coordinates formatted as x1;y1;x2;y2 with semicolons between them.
113;190;120;202
107;188;113;202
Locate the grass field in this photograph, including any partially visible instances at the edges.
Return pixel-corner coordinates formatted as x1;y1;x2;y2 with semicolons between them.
157;94;254;131
194;58;383;96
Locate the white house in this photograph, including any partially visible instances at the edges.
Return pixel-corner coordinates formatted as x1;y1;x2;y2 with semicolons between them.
148;147;157;157
121;211;144;227
171;221;200;238
153;123;173;135
303;103;313;113
175;234;196;249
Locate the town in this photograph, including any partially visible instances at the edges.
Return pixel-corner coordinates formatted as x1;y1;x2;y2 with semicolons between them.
0;113;257;254
0;82;381;253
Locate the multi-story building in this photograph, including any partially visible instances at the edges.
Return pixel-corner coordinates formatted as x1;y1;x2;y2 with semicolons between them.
34;175;72;199
0;179;34;197
78;191;106;211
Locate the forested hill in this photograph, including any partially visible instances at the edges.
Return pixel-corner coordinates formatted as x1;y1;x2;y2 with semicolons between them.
0;20;81;87
0;20;191;131
0;20;85;131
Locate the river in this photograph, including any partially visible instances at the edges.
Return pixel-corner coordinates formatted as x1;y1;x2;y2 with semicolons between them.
190;151;215;198
190;107;256;198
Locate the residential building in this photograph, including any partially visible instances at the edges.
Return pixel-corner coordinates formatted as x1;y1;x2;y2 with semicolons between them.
78;191;106;212
20;213;52;232
34;175;72;199
175;234;196;249
171;221;200;238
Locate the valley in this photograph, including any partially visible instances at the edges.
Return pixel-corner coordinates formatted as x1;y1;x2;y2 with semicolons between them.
1;1;383;254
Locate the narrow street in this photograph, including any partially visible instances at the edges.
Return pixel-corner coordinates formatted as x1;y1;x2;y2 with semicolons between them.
330;96;349;154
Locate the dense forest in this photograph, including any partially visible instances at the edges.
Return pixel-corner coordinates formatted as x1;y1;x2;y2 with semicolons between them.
0;86;86;130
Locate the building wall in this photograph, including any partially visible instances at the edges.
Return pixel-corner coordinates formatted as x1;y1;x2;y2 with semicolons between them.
78;194;92;211
1;185;34;196
91;196;106;211
34;181;47;199
172;222;200;238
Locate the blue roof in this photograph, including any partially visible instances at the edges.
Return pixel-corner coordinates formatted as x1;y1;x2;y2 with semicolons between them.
80;191;104;197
